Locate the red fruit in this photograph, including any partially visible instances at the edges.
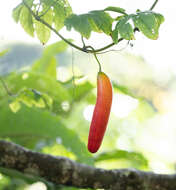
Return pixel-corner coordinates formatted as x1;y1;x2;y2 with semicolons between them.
88;71;113;153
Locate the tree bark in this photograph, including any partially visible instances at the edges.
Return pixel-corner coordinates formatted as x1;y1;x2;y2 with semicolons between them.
0;140;176;190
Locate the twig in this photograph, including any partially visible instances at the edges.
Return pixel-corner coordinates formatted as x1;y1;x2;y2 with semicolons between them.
96;40;130;54
86;38;123;53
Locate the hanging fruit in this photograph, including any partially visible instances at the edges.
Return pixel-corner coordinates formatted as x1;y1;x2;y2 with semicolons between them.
88;71;113;153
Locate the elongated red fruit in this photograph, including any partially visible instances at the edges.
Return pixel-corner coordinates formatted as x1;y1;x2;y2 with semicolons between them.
88;71;113;153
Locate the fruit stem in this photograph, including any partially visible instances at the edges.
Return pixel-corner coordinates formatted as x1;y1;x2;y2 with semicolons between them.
93;52;102;72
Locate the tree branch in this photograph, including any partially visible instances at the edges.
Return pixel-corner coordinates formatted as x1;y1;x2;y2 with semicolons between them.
0;140;176;190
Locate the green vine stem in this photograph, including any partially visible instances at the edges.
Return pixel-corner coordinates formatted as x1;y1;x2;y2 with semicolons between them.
23;0;159;54
150;0;159;10
94;53;102;72
86;46;102;71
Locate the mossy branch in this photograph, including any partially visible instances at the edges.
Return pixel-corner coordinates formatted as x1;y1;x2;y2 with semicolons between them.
0;140;176;190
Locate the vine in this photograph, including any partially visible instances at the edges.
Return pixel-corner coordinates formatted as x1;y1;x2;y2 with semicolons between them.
150;0;159;10
19;0;163;54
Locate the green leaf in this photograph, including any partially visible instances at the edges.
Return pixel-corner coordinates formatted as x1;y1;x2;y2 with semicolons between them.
65;10;113;38
63;79;94;102
6;72;71;104
25;0;34;7
111;28;118;44
132;11;164;40
40;0;54;7
9;101;21;113
9;88;52;112
32;40;68;79
73;81;93;101
115;15;125;21
0;102;94;165
95;150;148;168
65;14;92;39
53;5;65;31
43;40;68;57
35;8;53;44
115;15;134;40
88;11;113;35
12;3;23;23
53;0;72;31
113;82;137;99
132;99;157;122
32;57;57;79
154;12;165;28
104;6;126;15
19;6;34;37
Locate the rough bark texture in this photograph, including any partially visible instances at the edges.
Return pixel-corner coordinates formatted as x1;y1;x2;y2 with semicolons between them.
0;140;176;190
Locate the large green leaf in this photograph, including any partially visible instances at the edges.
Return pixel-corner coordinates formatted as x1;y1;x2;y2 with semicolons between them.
20;6;34;37
65;10;113;38
38;0;72;32
43;40;68;57
9;88;52;113
73;81;93;102
88;10;113;35
32;56;57;79
65;14;92;39
63;79;94;102
12;3;23;23
0;102;93;165
6;72;71;104
132;11;164;40
32;41;68;79
35;57;57;79
35;8;53;44
113;82;138;99
114;15;134;40
24;0;34;7
153;12;165;28
53;0;72;31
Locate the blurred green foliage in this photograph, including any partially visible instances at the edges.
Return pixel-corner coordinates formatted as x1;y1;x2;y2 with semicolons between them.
0;41;160;189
